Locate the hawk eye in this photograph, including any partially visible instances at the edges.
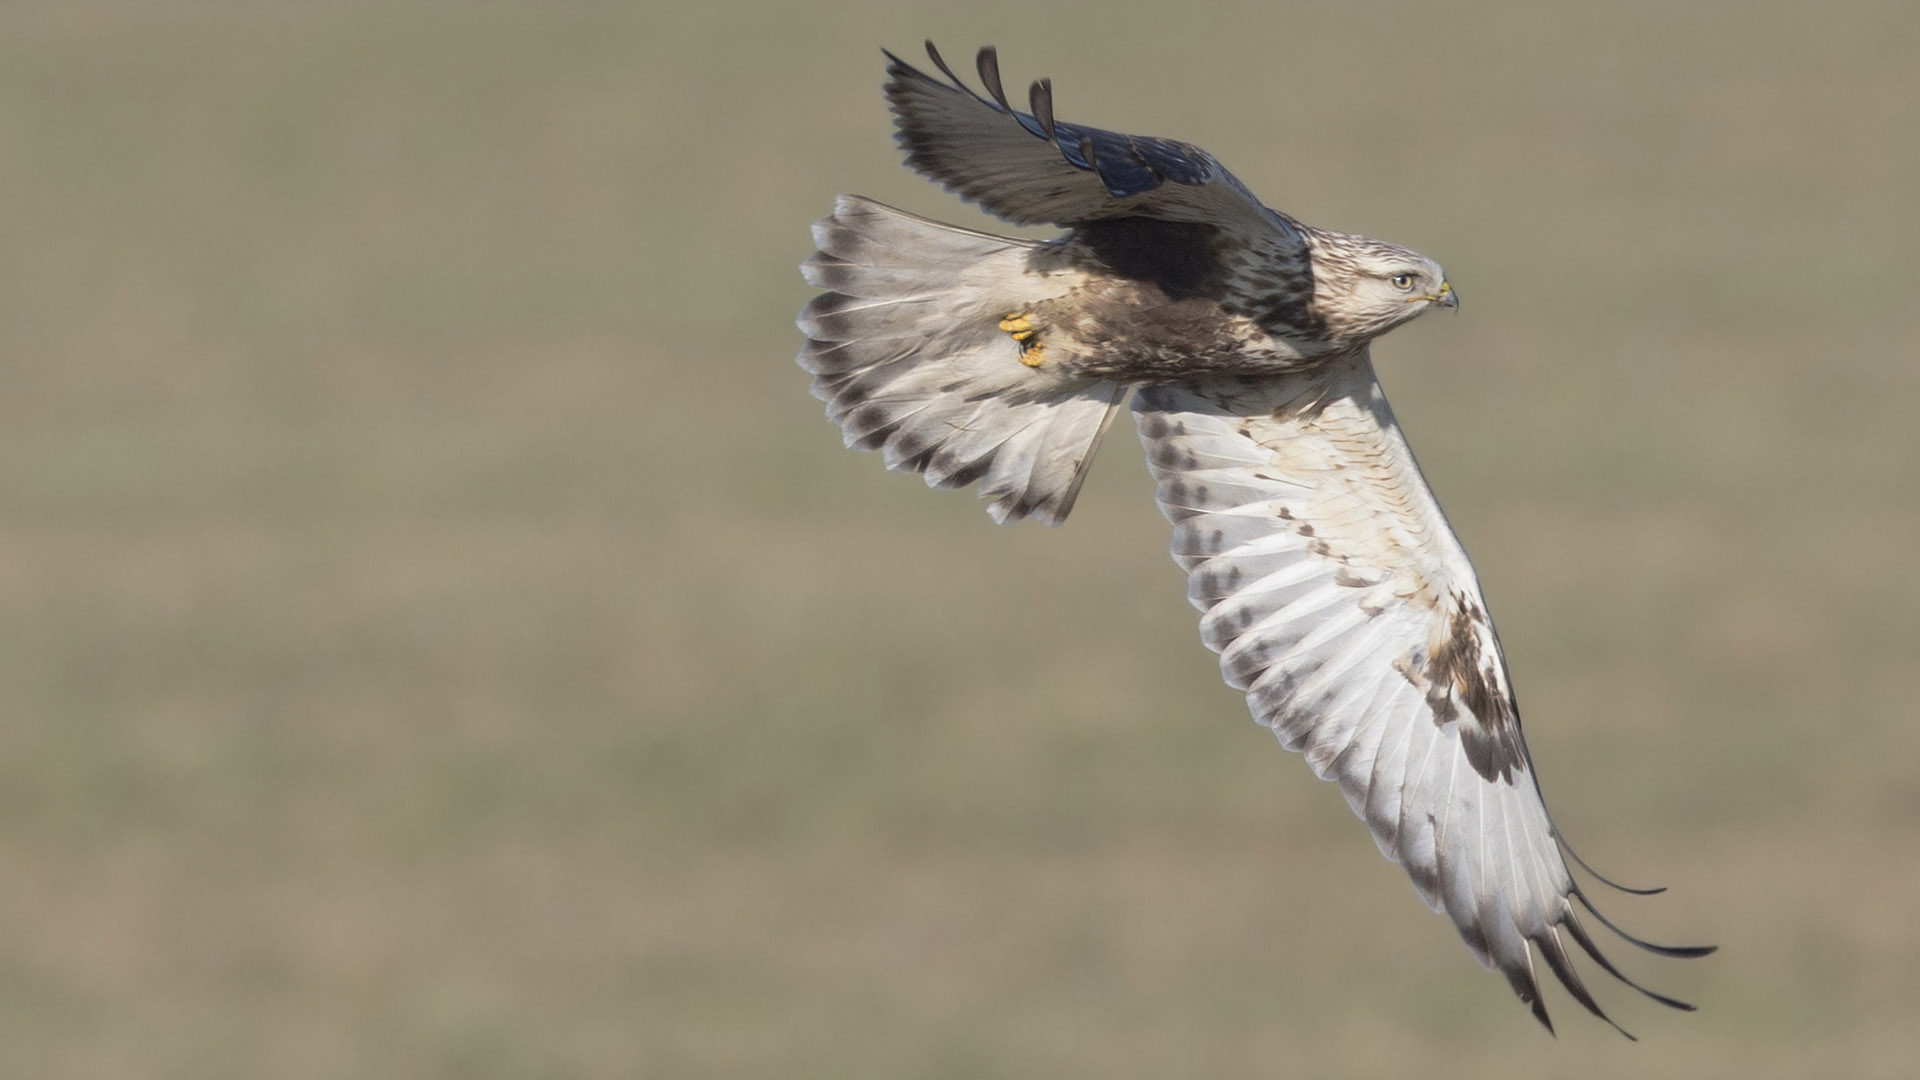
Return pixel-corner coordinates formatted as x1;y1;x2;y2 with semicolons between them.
1390;273;1416;291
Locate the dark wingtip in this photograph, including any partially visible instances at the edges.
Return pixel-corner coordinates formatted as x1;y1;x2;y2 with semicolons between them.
1509;966;1554;1037
924;40;964;89
1560;910;1705;1014
1535;929;1636;1040
1572;888;1719;959
975;46;1011;111
1558;834;1669;896
882;46;932;93
1029;77;1056;141
1531;996;1556;1038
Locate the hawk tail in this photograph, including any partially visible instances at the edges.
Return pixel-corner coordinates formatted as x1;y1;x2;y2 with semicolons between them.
798;195;1127;525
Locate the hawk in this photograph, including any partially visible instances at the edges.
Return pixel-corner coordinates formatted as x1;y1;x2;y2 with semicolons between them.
796;42;1711;1034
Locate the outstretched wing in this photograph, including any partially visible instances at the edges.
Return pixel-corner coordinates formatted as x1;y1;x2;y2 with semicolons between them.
886;42;1302;241
1133;357;1712;1034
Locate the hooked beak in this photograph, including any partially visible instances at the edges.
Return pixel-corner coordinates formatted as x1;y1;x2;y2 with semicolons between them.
1404;280;1459;311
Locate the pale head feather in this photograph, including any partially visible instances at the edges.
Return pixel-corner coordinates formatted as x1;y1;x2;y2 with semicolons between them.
1304;229;1451;343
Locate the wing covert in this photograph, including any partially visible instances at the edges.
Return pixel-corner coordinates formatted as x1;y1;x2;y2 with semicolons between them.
885;42;1304;245
1133;357;1711;1033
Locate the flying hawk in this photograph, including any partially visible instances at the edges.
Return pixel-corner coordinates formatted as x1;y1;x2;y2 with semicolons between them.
796;42;1711;1034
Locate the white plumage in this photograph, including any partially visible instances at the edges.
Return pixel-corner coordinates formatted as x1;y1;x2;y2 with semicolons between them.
800;196;1128;524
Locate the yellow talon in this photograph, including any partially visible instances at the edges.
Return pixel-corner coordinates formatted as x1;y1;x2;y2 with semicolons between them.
999;312;1046;367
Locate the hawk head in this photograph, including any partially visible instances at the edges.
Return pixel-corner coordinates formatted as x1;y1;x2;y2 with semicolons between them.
1306;231;1457;344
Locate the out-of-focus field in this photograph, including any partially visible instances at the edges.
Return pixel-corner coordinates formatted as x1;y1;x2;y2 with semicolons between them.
3;2;1916;1076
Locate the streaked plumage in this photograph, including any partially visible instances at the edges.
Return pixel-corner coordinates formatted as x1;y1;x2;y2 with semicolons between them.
797;42;1711;1033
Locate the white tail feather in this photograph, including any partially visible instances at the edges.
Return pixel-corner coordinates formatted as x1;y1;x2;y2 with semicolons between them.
797;196;1128;525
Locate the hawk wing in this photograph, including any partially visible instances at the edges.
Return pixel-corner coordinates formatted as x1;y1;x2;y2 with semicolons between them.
886;42;1303;243
1133;357;1711;1033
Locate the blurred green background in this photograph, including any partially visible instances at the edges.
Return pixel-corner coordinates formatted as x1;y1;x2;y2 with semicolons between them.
3;2;1917;1076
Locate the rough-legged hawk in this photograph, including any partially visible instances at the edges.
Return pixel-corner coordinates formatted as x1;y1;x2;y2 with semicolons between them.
795;42;1712;1035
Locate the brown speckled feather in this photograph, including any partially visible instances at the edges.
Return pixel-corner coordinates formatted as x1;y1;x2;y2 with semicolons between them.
1133;360;1713;1035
